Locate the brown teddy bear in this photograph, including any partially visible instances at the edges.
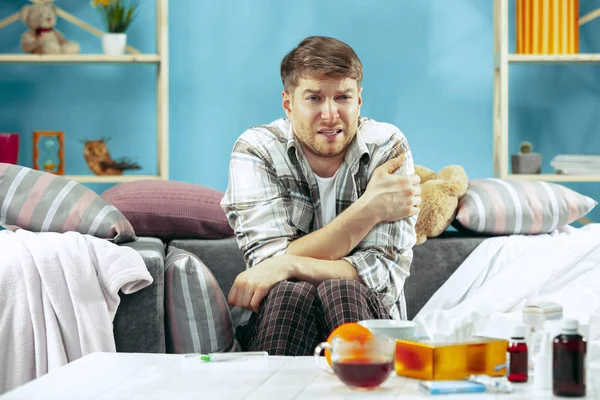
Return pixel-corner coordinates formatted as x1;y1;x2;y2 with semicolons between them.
20;0;80;55
414;165;468;245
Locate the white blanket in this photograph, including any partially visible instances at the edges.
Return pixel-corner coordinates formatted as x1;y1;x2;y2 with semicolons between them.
413;224;600;361
0;229;153;394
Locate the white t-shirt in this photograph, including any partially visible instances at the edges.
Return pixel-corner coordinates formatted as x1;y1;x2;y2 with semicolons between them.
314;170;339;226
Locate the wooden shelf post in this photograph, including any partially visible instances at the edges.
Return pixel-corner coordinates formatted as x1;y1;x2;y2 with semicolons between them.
493;0;510;179
157;0;169;181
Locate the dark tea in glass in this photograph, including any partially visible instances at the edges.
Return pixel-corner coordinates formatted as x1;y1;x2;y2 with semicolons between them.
314;335;396;390
332;357;394;388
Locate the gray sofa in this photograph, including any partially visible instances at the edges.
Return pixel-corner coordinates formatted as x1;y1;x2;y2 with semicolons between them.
114;237;166;353
113;232;488;353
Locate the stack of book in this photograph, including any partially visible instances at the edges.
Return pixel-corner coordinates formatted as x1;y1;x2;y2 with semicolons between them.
516;0;579;54
551;154;600;175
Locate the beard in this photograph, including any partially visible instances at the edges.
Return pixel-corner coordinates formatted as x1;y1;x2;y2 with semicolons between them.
292;119;358;159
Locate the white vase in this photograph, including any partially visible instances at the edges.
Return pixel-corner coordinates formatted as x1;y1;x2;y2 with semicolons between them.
102;33;127;55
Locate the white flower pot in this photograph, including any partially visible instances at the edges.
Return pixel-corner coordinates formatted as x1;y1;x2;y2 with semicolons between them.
102;33;127;55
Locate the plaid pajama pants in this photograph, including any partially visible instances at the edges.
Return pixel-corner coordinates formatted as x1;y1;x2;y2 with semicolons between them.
235;279;391;356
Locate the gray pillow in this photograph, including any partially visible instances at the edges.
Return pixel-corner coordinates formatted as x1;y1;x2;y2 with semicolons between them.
454;178;597;235
165;247;240;354
0;163;136;243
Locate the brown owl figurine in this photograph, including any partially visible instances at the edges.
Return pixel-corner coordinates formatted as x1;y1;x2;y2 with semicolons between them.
83;138;141;176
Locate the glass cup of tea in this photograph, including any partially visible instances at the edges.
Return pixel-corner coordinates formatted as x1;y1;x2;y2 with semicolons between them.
314;335;396;390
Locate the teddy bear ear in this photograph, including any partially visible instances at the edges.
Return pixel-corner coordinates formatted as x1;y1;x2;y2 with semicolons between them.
439;166;469;195
19;5;33;23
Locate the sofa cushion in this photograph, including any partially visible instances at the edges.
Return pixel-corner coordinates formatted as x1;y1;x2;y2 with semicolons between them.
165;247;239;354
454;179;597;235
115;237;166;353
0;163;135;243
101;180;234;241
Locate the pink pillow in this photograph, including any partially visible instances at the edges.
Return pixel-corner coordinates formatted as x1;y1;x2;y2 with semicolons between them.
101;180;234;240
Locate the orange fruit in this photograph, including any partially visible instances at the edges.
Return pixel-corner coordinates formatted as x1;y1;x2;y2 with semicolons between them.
324;322;374;366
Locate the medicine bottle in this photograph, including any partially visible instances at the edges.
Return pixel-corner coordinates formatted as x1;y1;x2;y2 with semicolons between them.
553;319;586;397
507;325;528;382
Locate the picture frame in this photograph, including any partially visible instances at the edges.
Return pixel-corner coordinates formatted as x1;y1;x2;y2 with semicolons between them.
33;131;65;175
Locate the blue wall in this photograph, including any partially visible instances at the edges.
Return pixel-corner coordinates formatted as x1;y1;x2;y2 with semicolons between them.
1;0;599;222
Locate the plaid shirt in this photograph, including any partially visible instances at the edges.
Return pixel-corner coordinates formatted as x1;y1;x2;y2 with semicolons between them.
221;116;417;325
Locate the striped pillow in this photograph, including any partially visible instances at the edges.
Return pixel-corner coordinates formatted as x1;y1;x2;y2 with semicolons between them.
454;179;597;235
0;163;136;243
165;247;240;354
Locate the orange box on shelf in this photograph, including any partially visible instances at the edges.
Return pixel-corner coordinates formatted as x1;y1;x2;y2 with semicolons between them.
516;0;579;54
395;337;508;381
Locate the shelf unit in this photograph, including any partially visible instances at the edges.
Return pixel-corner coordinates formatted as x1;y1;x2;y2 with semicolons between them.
493;0;600;182
0;0;169;183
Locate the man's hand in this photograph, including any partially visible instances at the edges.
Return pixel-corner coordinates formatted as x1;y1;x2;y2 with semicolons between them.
360;155;421;223
227;255;293;312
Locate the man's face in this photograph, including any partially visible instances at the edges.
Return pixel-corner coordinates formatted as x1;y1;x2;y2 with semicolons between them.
282;77;362;162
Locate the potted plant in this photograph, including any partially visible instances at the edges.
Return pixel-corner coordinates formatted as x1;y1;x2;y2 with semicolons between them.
512;141;542;174
91;0;137;55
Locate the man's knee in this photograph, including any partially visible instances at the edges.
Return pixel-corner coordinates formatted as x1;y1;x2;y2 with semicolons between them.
317;278;367;301
263;280;317;311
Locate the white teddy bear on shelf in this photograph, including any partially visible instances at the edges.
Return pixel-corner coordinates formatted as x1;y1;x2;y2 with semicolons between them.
19;0;80;54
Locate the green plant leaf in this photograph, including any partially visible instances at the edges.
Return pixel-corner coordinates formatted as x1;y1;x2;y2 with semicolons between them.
96;0;138;33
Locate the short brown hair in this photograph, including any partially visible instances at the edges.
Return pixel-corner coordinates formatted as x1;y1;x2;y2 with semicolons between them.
280;36;363;91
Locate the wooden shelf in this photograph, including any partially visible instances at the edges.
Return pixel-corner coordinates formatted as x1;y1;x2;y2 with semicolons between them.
503;173;600;182
508;54;600;64
0;54;161;64
0;0;169;181
62;174;165;183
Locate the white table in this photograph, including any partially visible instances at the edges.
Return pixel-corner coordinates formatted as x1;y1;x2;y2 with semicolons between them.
1;353;597;399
